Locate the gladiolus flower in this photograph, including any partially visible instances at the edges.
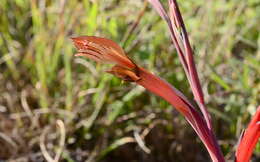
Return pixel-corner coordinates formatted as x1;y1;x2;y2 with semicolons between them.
71;36;191;116
72;36;224;162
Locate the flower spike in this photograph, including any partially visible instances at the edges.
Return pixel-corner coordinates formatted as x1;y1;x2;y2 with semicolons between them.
72;35;224;162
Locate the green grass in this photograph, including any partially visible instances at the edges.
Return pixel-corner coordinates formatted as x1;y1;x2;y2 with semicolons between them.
0;0;259;161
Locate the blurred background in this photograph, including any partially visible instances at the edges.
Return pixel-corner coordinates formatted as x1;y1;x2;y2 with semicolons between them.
0;0;259;161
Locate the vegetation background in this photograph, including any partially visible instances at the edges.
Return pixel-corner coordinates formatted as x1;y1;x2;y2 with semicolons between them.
0;0;259;161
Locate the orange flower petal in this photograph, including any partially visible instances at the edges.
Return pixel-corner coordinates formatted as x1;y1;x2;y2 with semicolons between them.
71;36;136;69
